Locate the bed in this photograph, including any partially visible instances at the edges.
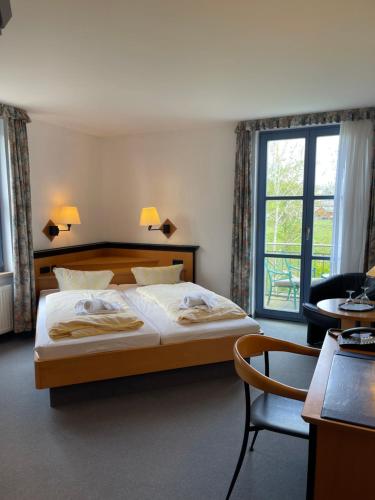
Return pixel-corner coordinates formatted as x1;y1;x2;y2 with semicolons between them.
34;268;261;404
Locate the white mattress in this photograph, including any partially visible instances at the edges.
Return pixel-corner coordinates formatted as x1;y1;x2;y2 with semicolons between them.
34;290;160;361
121;285;261;345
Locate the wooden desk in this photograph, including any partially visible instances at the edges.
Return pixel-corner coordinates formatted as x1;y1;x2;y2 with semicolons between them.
317;298;375;329
302;335;375;500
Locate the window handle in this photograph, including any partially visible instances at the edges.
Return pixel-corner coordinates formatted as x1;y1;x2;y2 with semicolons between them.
306;226;311;241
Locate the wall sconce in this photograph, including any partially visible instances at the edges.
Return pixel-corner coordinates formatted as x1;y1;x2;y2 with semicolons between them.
43;206;81;241
139;207;177;239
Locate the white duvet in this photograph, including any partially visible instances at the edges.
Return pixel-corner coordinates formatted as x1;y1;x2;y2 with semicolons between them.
135;282;247;324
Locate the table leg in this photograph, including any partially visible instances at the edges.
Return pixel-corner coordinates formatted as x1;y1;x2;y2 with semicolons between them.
340;319;357;330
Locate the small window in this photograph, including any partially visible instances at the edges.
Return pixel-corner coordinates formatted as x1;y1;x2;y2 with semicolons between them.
0;119;8;272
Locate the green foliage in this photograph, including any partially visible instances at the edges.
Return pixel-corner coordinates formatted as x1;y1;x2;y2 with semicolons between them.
264;138;335;297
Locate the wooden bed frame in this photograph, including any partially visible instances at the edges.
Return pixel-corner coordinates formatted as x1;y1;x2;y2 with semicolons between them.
33;242;257;404
35;335;245;389
34;242;199;295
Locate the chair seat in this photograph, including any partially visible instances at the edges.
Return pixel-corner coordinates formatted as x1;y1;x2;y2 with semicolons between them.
273;278;299;287
251;393;309;439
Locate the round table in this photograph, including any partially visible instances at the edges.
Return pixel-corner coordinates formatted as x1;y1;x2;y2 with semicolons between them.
317;298;375;330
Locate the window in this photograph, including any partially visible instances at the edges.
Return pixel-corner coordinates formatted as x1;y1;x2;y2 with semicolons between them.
0;118;11;272
256;125;340;320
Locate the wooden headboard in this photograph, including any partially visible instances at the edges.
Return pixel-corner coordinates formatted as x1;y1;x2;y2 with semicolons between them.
34;242;199;295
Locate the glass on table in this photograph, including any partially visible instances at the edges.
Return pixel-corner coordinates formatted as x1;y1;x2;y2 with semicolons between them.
345;290;355;304
360;287;370;305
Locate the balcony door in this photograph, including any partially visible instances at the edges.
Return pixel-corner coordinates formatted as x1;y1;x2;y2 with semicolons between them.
255;125;340;320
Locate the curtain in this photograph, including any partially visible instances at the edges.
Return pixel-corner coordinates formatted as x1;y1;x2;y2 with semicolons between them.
231;106;375;312
365;136;375;269
1;105;36;333
230;129;253;312
331;121;374;274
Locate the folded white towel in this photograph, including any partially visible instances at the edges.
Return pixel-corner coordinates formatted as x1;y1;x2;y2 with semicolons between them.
179;292;218;310
74;298;124;315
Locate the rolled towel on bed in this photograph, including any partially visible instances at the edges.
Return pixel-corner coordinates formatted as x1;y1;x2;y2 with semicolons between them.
136;282;247;324
75;298;124;315
46;290;144;340
179;292;217;310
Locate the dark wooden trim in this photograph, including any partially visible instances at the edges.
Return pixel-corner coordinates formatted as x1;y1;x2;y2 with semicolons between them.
34;242;105;258
108;242;200;253
34;242;200;259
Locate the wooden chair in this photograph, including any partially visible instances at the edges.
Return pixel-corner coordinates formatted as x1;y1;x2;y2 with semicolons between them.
226;334;320;499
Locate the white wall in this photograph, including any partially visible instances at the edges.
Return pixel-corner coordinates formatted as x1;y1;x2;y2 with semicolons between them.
28;120;102;250
28;121;236;296
99;125;236;296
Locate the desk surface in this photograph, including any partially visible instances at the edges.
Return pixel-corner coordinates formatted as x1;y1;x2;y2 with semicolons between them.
302;333;375;433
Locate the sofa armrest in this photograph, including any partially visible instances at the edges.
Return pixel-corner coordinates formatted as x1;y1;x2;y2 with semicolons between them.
302;302;340;329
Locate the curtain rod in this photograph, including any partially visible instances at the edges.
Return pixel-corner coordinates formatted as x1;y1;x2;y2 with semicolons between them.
236;106;375;133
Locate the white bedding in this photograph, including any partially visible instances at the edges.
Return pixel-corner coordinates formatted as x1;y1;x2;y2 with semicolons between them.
121;285;261;345
34;290;160;361
35;284;261;360
135;282;247;324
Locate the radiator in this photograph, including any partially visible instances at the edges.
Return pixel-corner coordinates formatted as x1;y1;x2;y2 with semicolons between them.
0;284;13;334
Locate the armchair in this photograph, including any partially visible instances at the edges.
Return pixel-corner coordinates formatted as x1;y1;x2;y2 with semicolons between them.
302;272;371;345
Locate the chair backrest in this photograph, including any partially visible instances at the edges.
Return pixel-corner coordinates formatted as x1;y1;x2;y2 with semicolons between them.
234;334;320;402
308;272;365;304
284;258;295;274
265;258;290;280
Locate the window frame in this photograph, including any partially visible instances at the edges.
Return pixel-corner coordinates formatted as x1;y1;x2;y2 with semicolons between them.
255;124;340;321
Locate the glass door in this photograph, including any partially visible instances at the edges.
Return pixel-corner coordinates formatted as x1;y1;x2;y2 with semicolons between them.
255;125;340;320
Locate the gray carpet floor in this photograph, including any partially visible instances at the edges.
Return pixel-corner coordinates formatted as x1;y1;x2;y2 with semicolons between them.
0;319;314;500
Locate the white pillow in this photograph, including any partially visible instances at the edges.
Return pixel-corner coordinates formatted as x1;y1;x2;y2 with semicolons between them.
53;268;114;290
131;264;183;286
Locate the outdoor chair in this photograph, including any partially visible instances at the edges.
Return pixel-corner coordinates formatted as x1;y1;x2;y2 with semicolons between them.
265;259;299;308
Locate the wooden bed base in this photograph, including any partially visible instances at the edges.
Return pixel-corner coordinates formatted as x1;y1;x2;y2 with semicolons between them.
34;334;244;390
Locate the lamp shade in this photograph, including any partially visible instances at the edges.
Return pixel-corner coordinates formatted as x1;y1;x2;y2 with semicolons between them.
139;207;161;226
55;206;81;225
367;266;375;277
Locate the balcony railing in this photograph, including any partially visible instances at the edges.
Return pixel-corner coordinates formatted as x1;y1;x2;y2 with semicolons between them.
265;241;332;257
264;246;332;307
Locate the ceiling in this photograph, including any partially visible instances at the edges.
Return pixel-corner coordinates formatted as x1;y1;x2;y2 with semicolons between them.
0;0;374;136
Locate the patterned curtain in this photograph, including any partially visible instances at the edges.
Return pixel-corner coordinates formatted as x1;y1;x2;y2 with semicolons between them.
237;107;375;132
231;106;375;312
230;129;253;312
1;104;36;333
365;134;375;270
